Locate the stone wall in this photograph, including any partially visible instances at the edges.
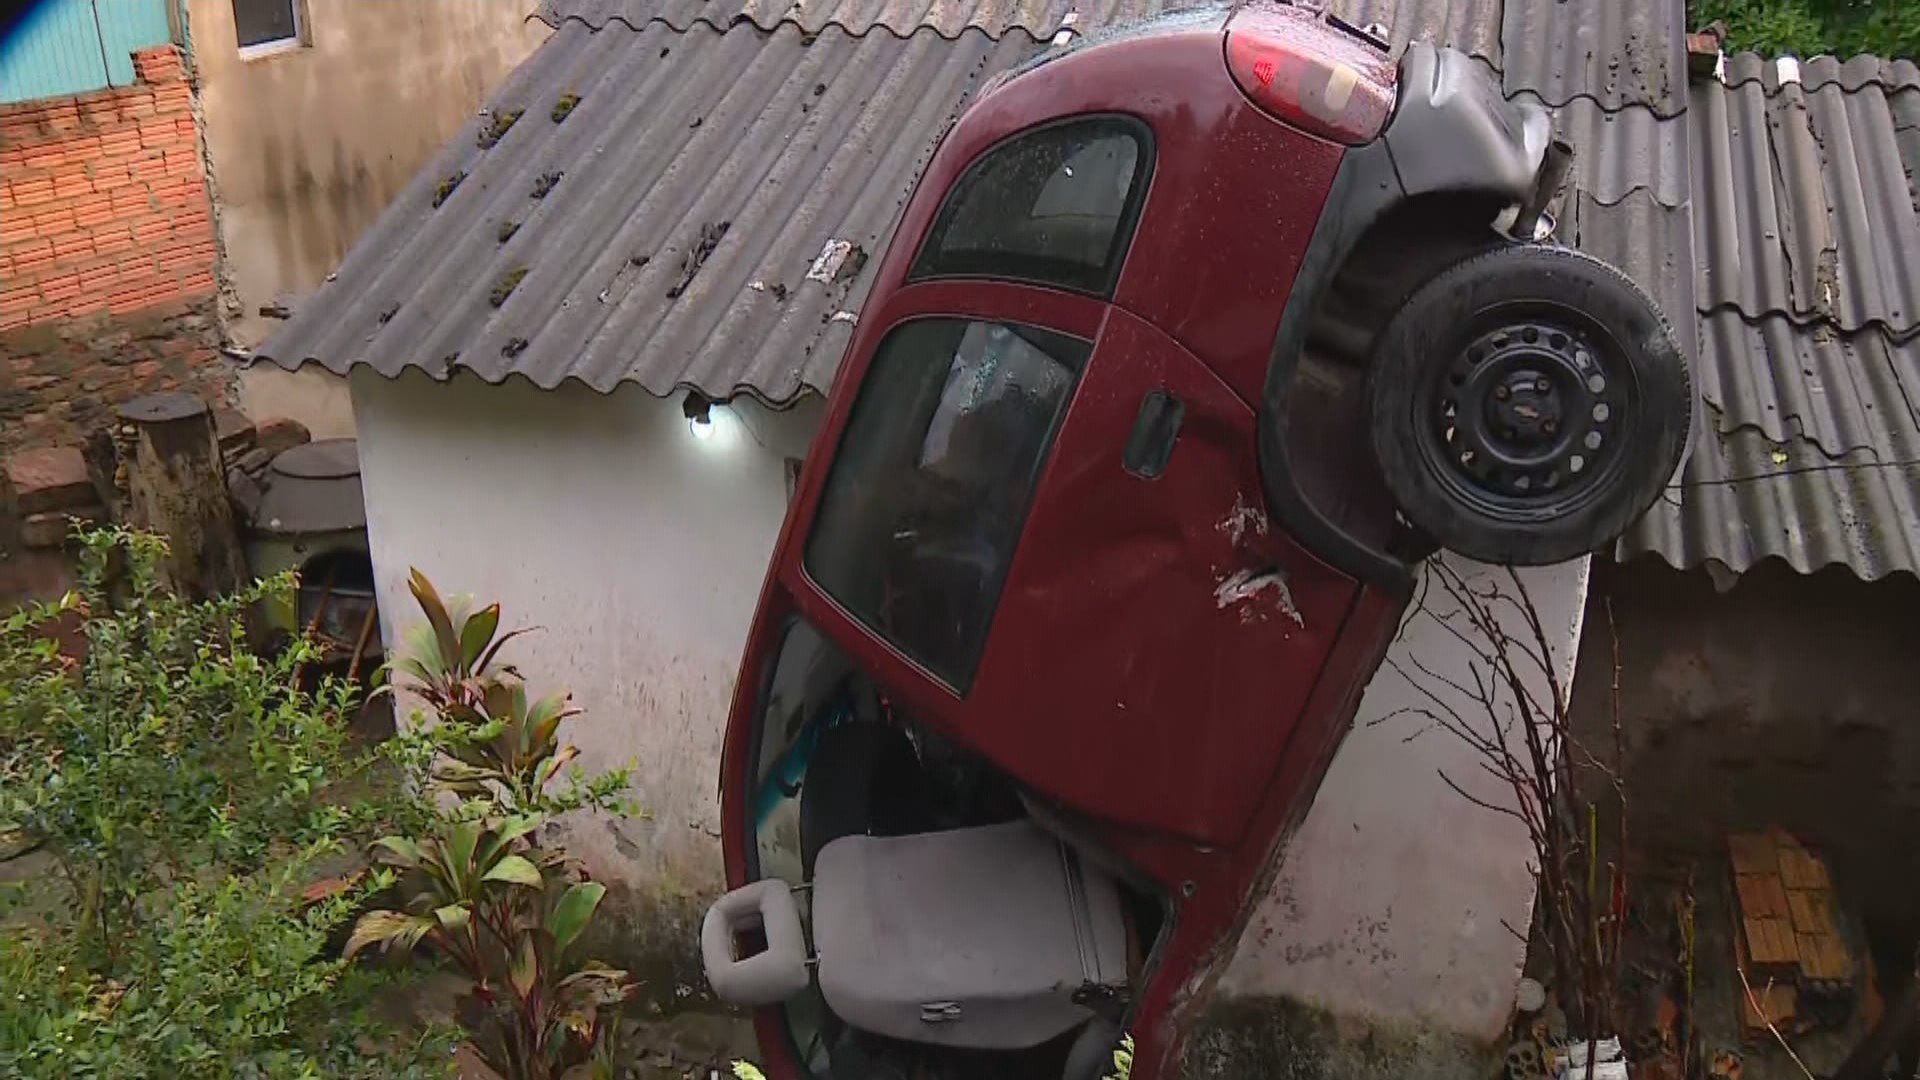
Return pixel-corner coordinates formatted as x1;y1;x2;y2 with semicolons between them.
0;45;230;454
1;298;228;455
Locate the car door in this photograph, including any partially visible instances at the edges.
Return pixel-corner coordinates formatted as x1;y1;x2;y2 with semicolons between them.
794;114;1356;848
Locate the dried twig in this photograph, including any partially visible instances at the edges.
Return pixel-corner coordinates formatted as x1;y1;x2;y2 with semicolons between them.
1737;965;1817;1080
1396;556;1630;1036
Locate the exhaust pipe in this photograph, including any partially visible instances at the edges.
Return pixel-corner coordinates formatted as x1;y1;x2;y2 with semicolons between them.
1512;137;1574;242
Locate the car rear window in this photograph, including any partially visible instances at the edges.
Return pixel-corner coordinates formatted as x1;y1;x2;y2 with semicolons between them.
804;318;1087;689
909;116;1152;297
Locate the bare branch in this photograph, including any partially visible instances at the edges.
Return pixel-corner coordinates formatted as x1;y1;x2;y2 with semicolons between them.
1737;966;1817;1080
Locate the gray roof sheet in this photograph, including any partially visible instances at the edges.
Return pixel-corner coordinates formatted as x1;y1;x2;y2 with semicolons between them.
1499;0;1685;115
1540;97;1688;207
257;20;1039;402
1690;77;1920;337
1322;0;1499;65
1563;191;1696;348
1722;52;1920;95
1620;72;1920;582
531;0;1176;38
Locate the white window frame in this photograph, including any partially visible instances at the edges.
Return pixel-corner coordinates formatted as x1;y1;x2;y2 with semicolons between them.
234;0;307;60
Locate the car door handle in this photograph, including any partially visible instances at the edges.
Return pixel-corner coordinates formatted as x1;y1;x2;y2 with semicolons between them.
1123;389;1184;479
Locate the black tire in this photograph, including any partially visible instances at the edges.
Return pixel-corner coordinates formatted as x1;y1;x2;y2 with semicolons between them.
1367;243;1692;566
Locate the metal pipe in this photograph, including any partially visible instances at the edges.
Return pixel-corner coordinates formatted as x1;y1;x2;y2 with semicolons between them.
1513;138;1574;241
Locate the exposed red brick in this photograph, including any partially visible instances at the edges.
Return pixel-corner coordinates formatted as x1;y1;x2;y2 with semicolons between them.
115;90;158;119
70;197;116;230
132;46;183;83
0;283;37;314
90;227;136;257
55;134;100;162
10;177;56;207
162;152;202;180
61;294;110;320
0;215;37;246
30;207;75;234
21;143;63;169
137;119;179;149
129;217;173;243
153;85;193;113
96;129;142;156
36;271;82;302
77;259;121;291
76;96;123;125
10;241;56;274
0;71;210;336
47;232;92;260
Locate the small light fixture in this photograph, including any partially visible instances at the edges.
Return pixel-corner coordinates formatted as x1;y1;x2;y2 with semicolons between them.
683;389;715;440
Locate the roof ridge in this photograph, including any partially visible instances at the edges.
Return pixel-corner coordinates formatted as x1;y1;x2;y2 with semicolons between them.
530;9;1050;43
1719;51;1920;95
1695;302;1920;344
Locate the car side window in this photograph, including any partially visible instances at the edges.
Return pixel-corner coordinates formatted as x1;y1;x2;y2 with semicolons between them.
909;116;1152;297
804;318;1087;689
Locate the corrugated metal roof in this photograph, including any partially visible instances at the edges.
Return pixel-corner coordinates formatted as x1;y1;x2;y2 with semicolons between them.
1500;0;1685;116
1695;311;1920;460
1320;0;1499;65
1620;73;1920;582
531;0;1183;38
1619;399;1920;582
1540;97;1688;207
1723;52;1920;95
1690;77;1920;337
1563;191;1696;352
256;20;1039;402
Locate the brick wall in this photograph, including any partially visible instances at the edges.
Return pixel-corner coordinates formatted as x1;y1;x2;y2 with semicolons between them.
0;45;230;453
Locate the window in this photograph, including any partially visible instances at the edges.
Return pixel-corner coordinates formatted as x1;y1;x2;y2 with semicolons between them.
910;117;1151;296
805;318;1087;689
232;0;302;55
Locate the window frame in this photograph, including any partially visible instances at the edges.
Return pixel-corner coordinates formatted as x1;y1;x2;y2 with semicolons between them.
799;314;1092;694
906;113;1156;300
233;0;306;59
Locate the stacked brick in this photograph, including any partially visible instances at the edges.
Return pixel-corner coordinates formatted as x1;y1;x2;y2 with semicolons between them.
0;45;231;454
0;46;215;330
1729;828;1857;1036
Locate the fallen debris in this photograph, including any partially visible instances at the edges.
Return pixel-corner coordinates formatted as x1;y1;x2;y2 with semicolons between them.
666;221;730;299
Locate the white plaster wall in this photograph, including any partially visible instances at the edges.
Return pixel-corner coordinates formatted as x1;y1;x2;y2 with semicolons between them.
350;369;821;898
1218;556;1591;1039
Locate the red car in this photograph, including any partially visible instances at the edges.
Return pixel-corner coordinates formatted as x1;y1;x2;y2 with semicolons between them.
701;6;1691;1080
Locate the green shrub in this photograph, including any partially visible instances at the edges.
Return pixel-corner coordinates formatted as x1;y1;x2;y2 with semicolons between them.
0;526;452;1079
1692;0;1920;59
348;570;637;1080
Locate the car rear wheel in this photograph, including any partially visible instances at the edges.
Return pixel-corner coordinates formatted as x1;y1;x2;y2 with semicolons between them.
1367;243;1691;566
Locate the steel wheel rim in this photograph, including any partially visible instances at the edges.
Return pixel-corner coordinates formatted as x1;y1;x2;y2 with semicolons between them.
1415;304;1638;524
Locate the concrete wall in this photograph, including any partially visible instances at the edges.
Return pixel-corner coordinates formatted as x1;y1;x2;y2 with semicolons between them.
1569;558;1920;935
350;369;820;969
189;0;548;436
1218;556;1588;1040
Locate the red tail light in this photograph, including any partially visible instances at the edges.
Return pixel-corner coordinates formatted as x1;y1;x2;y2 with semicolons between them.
1225;6;1394;145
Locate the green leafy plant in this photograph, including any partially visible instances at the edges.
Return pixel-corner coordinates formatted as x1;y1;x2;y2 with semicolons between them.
1691;0;1919;59
0;526;450;1079
1107;1033;1134;1080
349;570;636;1080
